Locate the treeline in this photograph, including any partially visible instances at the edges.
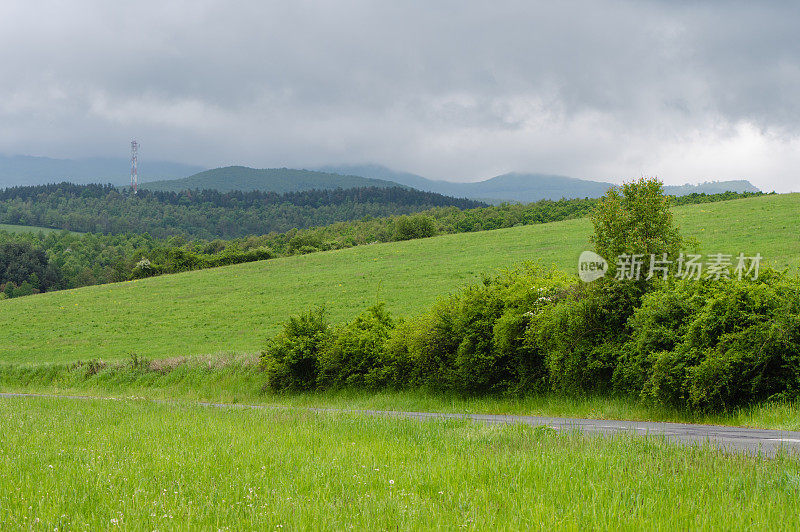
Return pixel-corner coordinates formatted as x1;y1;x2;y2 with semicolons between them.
0;189;767;298
0;183;485;238
261;265;800;412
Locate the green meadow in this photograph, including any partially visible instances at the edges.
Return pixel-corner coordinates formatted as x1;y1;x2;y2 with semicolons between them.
2;395;799;530
0;193;798;365
0;223;73;235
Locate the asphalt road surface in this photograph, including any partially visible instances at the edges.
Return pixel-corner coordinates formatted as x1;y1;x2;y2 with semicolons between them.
3;392;800;457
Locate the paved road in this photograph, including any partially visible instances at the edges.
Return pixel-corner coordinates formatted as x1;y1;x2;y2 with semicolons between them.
4;392;800;457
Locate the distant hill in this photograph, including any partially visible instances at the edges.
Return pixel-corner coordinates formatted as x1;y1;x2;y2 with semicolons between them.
318;164;760;202
663;180;761;196
0;154;204;188
315;164;436;191
318;166;614;202
141;166;406;193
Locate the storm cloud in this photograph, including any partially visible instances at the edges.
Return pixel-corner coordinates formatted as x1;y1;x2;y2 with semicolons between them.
1;0;798;190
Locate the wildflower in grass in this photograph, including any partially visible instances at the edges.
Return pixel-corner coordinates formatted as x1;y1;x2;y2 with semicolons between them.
389;480;395;485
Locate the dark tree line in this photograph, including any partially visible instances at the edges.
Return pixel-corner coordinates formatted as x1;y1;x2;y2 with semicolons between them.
0;241;63;298
0;183;485;238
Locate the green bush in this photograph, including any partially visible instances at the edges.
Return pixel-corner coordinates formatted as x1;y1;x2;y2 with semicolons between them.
12;281;36;298
317;304;396;389
393;215;436;241
493;307;547;393
528;280;641;394
623;273;800;411
385;311;459;390
392;264;572;393
261;307;332;391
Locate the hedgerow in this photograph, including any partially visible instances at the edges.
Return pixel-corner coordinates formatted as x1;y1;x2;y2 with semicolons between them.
261;264;800;412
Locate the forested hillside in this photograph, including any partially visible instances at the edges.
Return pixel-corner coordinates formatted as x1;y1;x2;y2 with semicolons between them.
0;183;483;238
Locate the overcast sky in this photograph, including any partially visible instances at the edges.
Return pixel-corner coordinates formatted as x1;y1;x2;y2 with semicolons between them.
1;1;798;191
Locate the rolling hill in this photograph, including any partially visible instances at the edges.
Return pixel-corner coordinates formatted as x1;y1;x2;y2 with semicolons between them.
317;164;761;202
0;154;204;188
141;166;406;193
0;193;796;365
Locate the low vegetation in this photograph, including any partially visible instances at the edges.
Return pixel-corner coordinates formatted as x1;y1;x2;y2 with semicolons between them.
4;353;800;430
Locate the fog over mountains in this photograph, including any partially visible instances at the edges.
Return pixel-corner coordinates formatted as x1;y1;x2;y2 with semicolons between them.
0;154;204;188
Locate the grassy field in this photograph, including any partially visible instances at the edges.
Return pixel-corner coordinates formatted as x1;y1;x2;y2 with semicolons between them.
0;193;798;365
0;223;74;235
2;395;799;530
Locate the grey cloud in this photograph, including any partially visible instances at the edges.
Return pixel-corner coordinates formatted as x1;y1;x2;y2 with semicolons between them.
0;1;798;191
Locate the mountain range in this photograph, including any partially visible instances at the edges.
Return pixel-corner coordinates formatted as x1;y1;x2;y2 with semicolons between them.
141;166;401;193
0;155;761;202
316;164;761;203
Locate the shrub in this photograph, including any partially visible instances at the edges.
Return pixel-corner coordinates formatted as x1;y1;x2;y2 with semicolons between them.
615;280;707;400
624;273;800;411
130;257;159;279
317;304;396;389
12;280;36;298
393;264;572;393
385;310;459;390
529;280;641;394
393;215;436;241
493;307;547;393
261;307;332;391
383;318;425;388
258;260;800;412
682;275;800;410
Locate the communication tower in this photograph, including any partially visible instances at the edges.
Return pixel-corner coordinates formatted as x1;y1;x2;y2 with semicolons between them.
130;140;139;194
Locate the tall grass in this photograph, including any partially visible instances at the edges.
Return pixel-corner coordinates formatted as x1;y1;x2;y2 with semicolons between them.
1;396;799;530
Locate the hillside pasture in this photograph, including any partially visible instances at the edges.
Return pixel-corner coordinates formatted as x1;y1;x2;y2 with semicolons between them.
0;193;797;365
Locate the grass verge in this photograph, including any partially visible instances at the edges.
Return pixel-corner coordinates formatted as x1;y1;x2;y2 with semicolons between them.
3;355;800;431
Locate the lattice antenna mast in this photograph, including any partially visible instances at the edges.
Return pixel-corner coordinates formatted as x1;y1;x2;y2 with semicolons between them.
130;140;139;194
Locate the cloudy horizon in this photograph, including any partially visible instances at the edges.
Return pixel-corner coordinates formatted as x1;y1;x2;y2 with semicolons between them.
1;1;798;191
